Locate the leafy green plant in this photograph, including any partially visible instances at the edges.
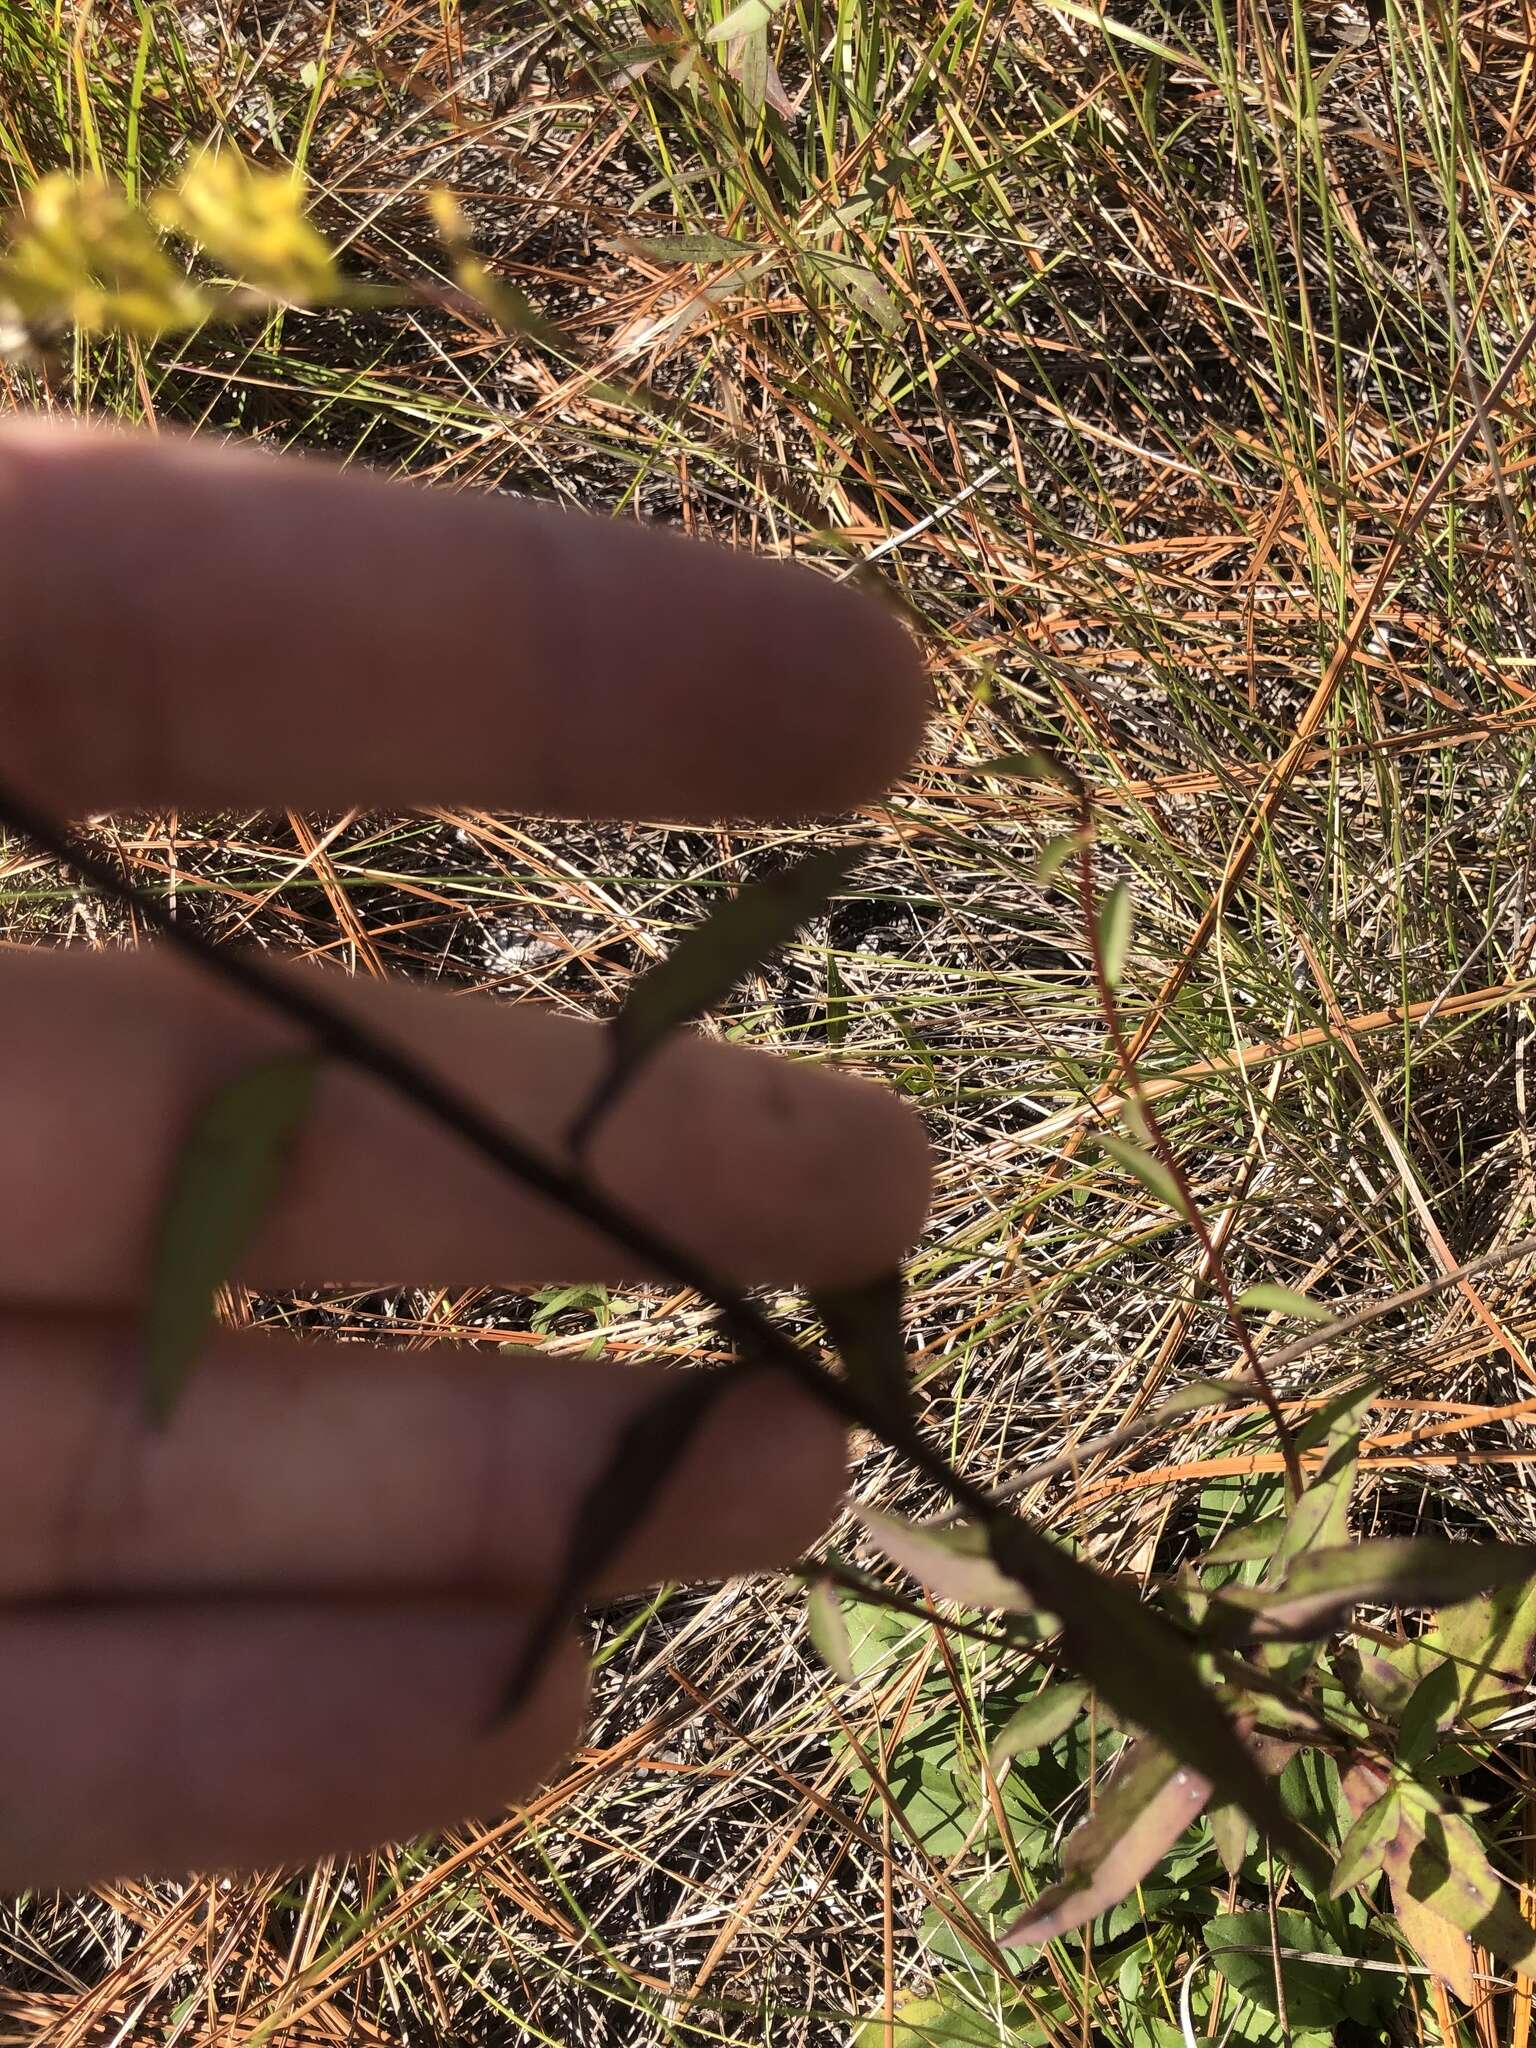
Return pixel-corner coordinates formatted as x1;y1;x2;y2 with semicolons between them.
13;142;1536;2043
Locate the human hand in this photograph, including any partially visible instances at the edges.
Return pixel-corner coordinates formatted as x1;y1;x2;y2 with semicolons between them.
0;420;930;1890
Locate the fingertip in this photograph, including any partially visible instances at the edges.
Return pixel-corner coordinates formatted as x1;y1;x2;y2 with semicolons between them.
548;518;931;819
596;1367;849;1597
0;1603;592;1890
830;570;934;796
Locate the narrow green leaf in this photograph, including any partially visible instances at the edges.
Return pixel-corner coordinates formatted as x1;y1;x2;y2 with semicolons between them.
147;1054;318;1422
571;846;859;1148
807;1579;855;1683
1096;881;1132;987
1398;1659;1461;1765
1035;830;1088;884
705;0;783;43
814;1272;912;1429
1202;1513;1287;1568
825;949;848;1047
855;1507;1036;1615
1038;0;1218;79
976;747;1075;786
807;251;903;335
601;230;759;262
988;1681;1090;1769
984;1515;1320;1876
1270;1384;1376;1574
1330;1787;1399;1896
1209;1801;1251;1878
1093;1131;1190;1217
1217;1538;1536;1642
1237;1283;1332;1322
1002;1740;1211;1948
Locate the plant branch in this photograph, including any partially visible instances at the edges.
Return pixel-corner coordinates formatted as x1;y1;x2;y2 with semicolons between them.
0;781;1000;1538
1074;823;1304;1496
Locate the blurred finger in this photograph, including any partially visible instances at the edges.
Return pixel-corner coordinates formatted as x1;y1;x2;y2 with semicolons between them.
0;419;928;820
0;1325;846;1603
0;1601;586;1891
0;947;930;1298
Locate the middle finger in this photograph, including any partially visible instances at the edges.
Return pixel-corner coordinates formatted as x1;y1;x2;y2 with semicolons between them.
0;1325;846;1603
0;945;930;1300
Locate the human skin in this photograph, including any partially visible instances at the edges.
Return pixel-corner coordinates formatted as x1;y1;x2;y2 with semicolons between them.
0;419;932;1890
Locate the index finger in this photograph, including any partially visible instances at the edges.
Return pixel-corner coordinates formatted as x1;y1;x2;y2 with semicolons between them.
0;419;929;819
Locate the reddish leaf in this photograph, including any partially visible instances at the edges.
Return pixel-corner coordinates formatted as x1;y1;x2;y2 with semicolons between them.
1001;1741;1211;1948
986;1516;1319;1876
1342;1763;1536;1976
1330;1786;1399;1896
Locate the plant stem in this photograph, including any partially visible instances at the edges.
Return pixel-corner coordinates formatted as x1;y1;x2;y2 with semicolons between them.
1074;825;1304;1497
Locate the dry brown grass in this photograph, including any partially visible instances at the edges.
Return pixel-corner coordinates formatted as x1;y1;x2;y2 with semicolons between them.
5;0;1536;2038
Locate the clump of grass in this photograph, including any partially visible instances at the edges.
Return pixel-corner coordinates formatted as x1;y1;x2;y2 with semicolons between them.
6;0;1536;2042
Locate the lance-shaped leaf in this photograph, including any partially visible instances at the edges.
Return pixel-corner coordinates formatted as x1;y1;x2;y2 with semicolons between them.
1201;1513;1287;1569
1237;1283;1332;1322
813;1271;913;1429
1330;1784;1400;1896
1035;831;1088;885
1397;1660;1460;1766
1396;1795;1536;1968
1214;1538;1536;1642
984;1515;1319;1875
806;1579;855;1683
989;1681;1089;1770
1343;1764;1536;1976
1431;1573;1536;1724
806;251;904;335
1001;1740;1211;1948
1209;1802;1251;1879
1271;1383;1375;1572
601;230;761;263
854;1508;1036;1614
1344;1572;1536;1729
570;846;860;1149
1096;881;1133;987
498;1367;739;1716
862;1503;1311;1867
147;1054;319;1423
1092;1131;1189;1218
